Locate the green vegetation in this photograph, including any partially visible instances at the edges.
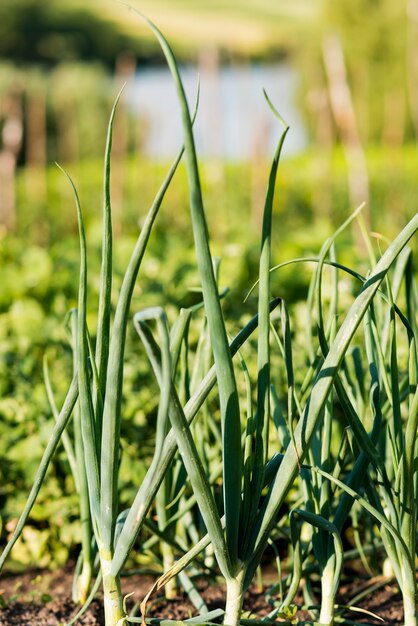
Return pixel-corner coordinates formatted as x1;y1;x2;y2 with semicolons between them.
96;0;318;58
0;0;150;66
1;11;418;626
1;3;418;626
0;0;317;63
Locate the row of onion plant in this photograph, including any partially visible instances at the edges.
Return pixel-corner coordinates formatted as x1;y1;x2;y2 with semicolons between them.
122;11;418;626
0;10;417;626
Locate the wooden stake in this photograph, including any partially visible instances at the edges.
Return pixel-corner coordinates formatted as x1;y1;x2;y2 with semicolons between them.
322;34;370;224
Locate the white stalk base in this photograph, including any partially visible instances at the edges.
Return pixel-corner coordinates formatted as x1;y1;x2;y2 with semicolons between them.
224;571;245;626
318;567;335;626
402;589;418;626
101;557;126;626
76;560;93;605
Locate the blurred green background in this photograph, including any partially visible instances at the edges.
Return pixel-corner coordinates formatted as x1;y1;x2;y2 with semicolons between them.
1;0;417;568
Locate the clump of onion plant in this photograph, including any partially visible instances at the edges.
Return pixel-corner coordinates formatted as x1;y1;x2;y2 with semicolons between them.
0;59;277;626
122;9;418;626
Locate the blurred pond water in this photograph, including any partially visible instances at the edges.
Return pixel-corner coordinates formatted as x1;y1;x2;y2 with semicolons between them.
128;62;308;160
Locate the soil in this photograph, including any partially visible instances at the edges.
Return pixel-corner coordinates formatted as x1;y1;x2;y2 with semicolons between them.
0;565;405;625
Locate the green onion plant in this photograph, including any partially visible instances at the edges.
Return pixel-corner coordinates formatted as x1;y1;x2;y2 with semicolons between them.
122;9;418;626
0;70;278;623
310;243;418;626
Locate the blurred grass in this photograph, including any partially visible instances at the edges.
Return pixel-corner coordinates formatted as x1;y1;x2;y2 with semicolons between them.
14;145;418;248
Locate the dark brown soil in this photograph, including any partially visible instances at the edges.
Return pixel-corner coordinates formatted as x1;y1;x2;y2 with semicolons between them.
0;565;405;625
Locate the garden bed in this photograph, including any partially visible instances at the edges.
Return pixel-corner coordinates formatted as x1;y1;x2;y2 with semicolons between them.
0;566;405;625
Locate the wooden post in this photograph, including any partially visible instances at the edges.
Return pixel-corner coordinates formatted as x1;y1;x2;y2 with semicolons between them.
0;86;23;231
407;0;418;144
322;34;370;224
25;77;47;205
113;52;136;233
250;112;270;228
306;74;334;218
198;47;227;232
382;88;405;148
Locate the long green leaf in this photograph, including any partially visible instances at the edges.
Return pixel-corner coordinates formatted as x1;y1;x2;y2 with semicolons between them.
99;93;199;553
127;6;242;566
43;354;78;488
243;95;289;551
59;166;102;538
95;86;124;432
69;309;94;602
